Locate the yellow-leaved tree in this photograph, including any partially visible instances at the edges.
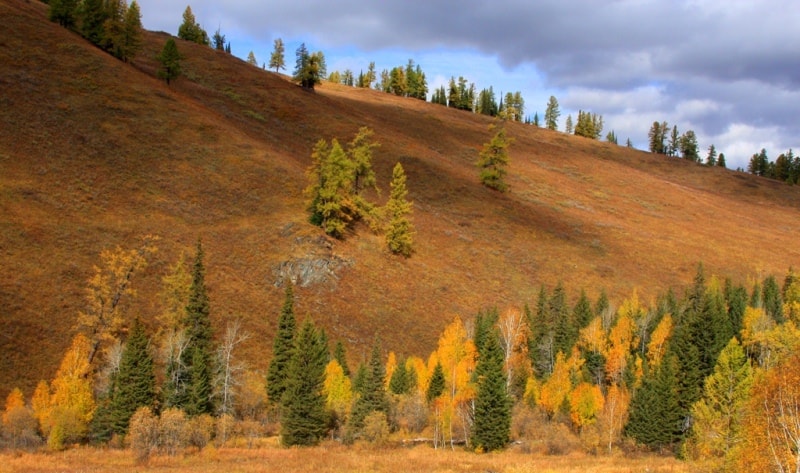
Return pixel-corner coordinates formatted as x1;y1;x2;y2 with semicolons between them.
569;382;604;430
646;314;673;369
323;359;352;435
43;333;96;449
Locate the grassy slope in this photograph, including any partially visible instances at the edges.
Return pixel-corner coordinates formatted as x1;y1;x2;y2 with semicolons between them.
2;0;799;397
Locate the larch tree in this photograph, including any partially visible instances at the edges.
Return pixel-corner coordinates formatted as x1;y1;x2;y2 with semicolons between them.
685;338;753;464
48;0;78;28
267;283;297;406
385;162;414;257
544;95;560;130
108;318;156;435
305;139;356;238
477;125;512;192
246;51;257;66
269;38;286;72
157;38;183;86
117;0;143;62
280;319;329;446
564;114;573;134
46;334;96;450
323;359;353;430
471;328;511;452
177;5;209;45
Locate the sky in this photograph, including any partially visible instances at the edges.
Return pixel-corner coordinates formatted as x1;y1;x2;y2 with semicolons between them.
135;0;800;171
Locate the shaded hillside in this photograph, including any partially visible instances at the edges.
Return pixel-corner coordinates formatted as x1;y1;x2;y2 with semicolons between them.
2;0;799;397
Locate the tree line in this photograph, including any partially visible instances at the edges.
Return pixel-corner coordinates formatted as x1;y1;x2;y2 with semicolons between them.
2;227;799;473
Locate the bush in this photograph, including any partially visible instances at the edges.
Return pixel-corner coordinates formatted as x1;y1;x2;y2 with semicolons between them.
1;405;41;450
158;408;187;456
215;413;236;447
185;414;214;450
128;407;158;463
362;412;390;446
46;406;87;450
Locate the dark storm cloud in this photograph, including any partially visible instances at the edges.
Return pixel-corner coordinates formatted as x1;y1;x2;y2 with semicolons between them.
138;0;800;167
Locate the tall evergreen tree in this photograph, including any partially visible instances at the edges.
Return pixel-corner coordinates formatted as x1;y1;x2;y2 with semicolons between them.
118;0;142;62
349;338;389;430
388;359;411;395
280;319;328;446
212;27;226;50
267;283;297;406
181;240;215;416
48;0;78;28
385;163;415;256
177;5;209;45
109;319;156;435
426;361;446;403
625;354;683;451
78;0;107;45
333;340;350;377
471;329;511;452
544;96;560;130
762;275;783;323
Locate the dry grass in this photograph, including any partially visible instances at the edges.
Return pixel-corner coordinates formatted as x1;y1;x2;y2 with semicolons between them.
0;444;694;473
2;0;800;398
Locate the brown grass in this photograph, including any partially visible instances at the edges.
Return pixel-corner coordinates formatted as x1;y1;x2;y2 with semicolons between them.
0;444;695;473
2;0;800;398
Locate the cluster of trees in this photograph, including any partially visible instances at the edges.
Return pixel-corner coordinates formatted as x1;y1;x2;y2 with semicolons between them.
748;148;800;183
47;0;143;62
2;232;800;471
647;122;726;168
304;128;414;256
292;43;326;91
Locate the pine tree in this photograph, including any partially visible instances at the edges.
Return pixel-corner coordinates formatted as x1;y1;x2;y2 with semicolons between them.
267;283;297;406
705;144;717;166
280;319;328;446
212;27;226;50
109;319;155;435
471;329;511;452
349;339;389;430
477;125;512;192
78;0;108;46
269;38;286;72
426;361;446;403
48;0;78;28
181;240;214;416
157;38;182;86
544;96;560;130
388;359;411;395
117;1;142;62
625;354;683;450
246;51;257;66
565;114;573;134
385;163;414;256
333;340;350;377
717;153;726;168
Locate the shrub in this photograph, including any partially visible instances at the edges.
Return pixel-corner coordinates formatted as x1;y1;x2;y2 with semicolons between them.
1;405;41;450
185;414;214;450
158;408;187;456
362;411;390;446
128;407;158;463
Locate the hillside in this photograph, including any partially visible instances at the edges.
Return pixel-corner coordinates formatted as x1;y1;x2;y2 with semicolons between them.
2;0;800;397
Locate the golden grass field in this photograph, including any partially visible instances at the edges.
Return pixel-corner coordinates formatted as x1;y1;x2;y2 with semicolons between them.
0;443;696;473
2;0;800;399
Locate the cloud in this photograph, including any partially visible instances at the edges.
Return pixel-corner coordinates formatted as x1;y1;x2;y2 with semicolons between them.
136;0;800;170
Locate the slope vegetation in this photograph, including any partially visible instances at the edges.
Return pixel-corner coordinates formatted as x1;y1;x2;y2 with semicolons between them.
2;0;799;396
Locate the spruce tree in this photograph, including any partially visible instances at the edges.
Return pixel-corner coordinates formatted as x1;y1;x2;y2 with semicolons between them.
109;319;156;434
157;38;182;86
349;338;389;430
388;359;411;395
119;1;142;62
544;96;560;130
385;163;415;256
79;0;108;46
48;0;78;28
267;283;297;406
471;329;511;452
280;319;328;446
625;354;683;450
333;340;350;377
181;240;214;416
426;361;446;403
177;5;208;45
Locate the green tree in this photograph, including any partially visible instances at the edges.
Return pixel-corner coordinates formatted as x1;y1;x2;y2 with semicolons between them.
212;27;226;51
426;361;446;403
293;43;325;90
267;283;297;406
477;125;512;192
625;354;683;450
109;318;155;435
385;163;415;257
269;38;286;72
668;125;680;156
114;0;142;62
78;0;108;46
305;139;356;237
680;130;700;162
349;339;389;431
685;338;753;462
177;5;208;45
648;121;667;154
388;359;411;395
246;51;257;66
532;112;540;127
544;96;560;130
180;241;214;416
717;152;726;168
705;144;717;166
574;110;603;139
157;38;182;85
471;329;511;451
564;114;573;134
48;0;78;28
333;340;350;377
280;319;328;446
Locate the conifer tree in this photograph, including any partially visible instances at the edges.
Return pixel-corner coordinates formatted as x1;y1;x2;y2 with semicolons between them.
157;38;182;86
625;354;682;450
269;38;286;72
180;240;214;416
685;338;753;462
79;0;108;45
246;51;257;66
388;359;411;395
48;0;78;28
109;318;155;434
349;339;389;430
477;125;512;192
117;1;142;62
565;114;573;134
385;163;414;256
177;5;209;45
267;283;297;406
280;319;328;446
426;361;446;403
333;340;350;377
212;27;226;50
471;329;511;452
544;96;560;130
